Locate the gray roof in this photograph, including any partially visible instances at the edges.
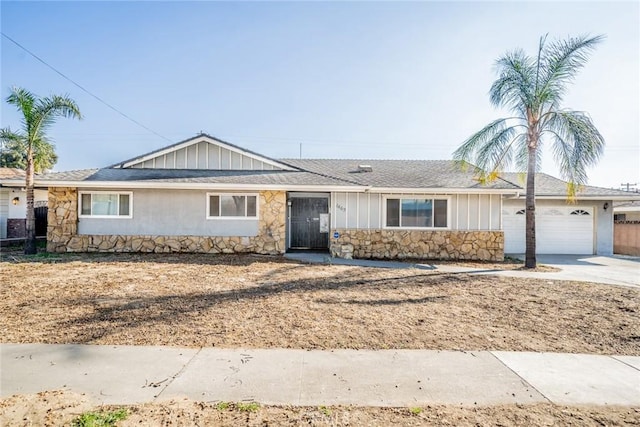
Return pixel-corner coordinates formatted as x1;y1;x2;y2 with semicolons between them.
35;168;354;187
500;173;636;198
14;132;636;198
26;164;639;198
281;159;520;190
32;159;521;191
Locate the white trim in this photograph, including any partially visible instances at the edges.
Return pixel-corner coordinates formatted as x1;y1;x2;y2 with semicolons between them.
206;192;259;220
78;191;133;219
499;196;503;230
455;194;459;230
488;194;492;231
367;192;371;229
467;194;470;230
370;187;519;195
478;194;481;230
382;195;451;230
345;193;349;228
34;180;368;192
356;193;359;228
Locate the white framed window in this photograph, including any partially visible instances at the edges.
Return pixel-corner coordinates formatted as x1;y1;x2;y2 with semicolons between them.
207;193;259;219
384;196;449;229
79;191;133;218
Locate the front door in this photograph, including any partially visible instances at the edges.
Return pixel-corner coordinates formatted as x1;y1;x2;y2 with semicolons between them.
289;197;329;250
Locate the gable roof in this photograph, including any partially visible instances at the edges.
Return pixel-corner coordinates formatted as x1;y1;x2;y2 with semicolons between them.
111;133;296;171
34;167;359;189
12;133;639;200
281;159;519;190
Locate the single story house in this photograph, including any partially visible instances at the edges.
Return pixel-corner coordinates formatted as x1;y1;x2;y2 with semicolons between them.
614;200;640;222
0;168;48;239
2;134;638;260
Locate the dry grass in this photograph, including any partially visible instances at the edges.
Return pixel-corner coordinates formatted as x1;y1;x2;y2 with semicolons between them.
1;252;638;355
1;391;639;427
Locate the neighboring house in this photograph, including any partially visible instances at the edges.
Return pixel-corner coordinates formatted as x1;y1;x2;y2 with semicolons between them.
614;200;640;222
613;200;640;256
0;168;48;239
2;134;638;258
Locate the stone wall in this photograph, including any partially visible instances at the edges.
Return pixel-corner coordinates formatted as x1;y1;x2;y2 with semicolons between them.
47;187;78;252
47;187;286;254
330;229;504;261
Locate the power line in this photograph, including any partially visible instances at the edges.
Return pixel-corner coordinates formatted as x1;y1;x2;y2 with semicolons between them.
1;32;173;144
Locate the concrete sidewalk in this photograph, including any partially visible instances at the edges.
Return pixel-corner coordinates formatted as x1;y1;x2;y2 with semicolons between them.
2;344;638;407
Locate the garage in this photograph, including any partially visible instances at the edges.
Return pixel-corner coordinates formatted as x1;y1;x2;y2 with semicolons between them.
503;206;594;255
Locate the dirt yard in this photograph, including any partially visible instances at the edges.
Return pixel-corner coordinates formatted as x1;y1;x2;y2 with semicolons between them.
2;252;639;425
1;252;638;355
1;390;639;427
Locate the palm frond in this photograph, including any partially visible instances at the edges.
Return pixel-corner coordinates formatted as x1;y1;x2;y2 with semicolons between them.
544;110;605;190
537;34;604;106
490;49;536;112
6;87;37;133
0;127;25;145
453;118;526;178
31;94;82;140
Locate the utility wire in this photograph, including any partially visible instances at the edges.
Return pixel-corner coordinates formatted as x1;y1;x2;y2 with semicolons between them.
1;32;173;143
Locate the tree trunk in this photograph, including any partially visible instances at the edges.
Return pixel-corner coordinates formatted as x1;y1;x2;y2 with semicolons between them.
24;147;36;255
524;146;537;268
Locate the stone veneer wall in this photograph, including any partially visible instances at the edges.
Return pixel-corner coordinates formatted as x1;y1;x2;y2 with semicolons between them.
47;187;286;254
330;229;504;261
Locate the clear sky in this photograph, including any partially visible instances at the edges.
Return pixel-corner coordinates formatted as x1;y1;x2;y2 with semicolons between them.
1;1;638;189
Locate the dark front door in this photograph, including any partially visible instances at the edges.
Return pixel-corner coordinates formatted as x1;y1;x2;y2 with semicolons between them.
35;206;48;237
290;197;329;249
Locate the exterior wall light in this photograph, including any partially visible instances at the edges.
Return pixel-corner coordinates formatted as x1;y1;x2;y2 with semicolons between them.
603;202;609;211
12;197;20;205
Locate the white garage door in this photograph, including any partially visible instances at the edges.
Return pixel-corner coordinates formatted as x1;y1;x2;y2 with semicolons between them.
503;206;594;254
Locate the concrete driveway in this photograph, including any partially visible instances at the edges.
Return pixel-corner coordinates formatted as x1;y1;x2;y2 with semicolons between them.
497;254;640;288
289;252;639;288
433;254;640;288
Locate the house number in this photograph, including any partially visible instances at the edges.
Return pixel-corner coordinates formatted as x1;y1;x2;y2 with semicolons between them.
336;203;346;212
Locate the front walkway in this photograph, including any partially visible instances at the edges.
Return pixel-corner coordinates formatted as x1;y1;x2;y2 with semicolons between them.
1;344;639;407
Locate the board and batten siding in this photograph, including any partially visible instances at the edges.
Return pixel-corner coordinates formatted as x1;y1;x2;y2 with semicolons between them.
330;192;501;231
129;141;280;171
0;189;8;238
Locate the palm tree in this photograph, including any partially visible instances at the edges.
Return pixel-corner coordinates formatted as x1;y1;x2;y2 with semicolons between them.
453;34;605;268
1;87;81;254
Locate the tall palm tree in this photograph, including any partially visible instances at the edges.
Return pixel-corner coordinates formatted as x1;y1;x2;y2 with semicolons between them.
1;87;81;254
453;34;605;268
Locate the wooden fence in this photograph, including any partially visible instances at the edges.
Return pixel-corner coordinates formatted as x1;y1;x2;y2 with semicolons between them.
614;221;640;256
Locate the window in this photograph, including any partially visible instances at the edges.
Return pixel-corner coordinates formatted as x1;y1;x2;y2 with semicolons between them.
207;194;258;219
570;209;590;216
515;209;525;215
385;197;448;228
79;192;132;218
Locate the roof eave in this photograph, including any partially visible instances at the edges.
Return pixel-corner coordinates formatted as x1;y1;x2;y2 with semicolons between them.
368;187;519;194
30;180;365;192
512;194;640;201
